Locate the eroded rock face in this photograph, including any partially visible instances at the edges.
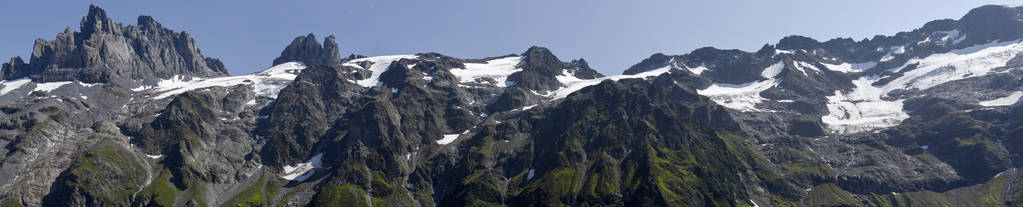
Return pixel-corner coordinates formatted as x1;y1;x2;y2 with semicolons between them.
272;34;343;66
506;46;604;92
1;5;228;84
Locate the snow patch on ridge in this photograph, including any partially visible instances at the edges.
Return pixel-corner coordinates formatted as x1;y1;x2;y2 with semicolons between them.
880;46;906;62
760;61;784;78
349;55;419;87
793;61;820;76
822;61;876;73
935;30;966;45
0;78;31;96
34;81;72;93
696;61;784;112
281;153;324;182
548;64;674;99
138;62;307;100
698;80;780;112
920;30;966;46
821;40;1023;134
687;66;708;75
821;76;909;134
980;91;1023;106
437;132;464;145
450;56;523;87
669;57;707;75
885;40;1023;91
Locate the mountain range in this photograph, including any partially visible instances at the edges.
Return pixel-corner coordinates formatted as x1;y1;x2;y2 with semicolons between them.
3;4;1023;207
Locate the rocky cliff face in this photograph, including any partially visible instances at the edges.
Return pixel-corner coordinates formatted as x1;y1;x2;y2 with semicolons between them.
507;46;604;92
0;5;228;85
272;34;344;66
4;4;1023;207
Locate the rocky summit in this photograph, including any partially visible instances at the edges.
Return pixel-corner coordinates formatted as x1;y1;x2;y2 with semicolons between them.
2;6;227;87
3;4;1023;207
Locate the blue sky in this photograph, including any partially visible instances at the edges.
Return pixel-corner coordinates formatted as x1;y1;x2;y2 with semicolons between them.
1;0;1020;75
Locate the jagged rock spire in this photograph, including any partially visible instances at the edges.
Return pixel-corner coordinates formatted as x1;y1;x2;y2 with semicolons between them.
272;33;343;66
80;5;120;36
1;5;228;83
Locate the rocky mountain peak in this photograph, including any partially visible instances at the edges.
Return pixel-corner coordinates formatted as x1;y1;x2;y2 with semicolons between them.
956;5;1023;45
623;53;672;75
272;33;343;66
776;35;821;50
80;5;120;36
918;19;957;33
505;46;604;92
1;5;228;84
565;58;603;79
520;46;562;68
0;57;27;80
136;15;162;30
754;44;776;56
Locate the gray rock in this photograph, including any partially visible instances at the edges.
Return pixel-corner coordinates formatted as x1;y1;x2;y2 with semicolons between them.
2;5;228;84
272;34;343;66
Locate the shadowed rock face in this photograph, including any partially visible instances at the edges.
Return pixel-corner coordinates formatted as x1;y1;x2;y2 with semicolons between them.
506;46;604;92
958;5;1023;45
257;64;365;167
272;34;343;66
0;5;228;84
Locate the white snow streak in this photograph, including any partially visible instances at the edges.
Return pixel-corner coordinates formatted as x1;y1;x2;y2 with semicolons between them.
0;78;31;96
450;56;523;87
33;81;72;93
760;61;784;78
281;153;324;181
886;40;1023;91
687;66;708;75
437;134;461;145
548;65;673;99
696;61;784;112
822;40;1023;134
349;55;418;87
821;76;910;134
980;91;1023;106
822;61;876;73
793;61;820;76
139;62;307;100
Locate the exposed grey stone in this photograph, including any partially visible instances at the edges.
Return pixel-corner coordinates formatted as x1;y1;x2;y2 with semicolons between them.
2;5;228;84
272;34;343;66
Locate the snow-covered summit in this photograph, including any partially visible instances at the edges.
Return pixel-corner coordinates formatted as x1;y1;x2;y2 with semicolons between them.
134;61;308;100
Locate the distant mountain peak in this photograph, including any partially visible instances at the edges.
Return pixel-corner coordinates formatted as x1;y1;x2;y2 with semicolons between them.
506;46;604;91
776;35;821;50
272;33;343;66
80;4;119;35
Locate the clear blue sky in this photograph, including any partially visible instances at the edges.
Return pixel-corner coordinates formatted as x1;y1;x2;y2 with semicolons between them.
1;0;1020;75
